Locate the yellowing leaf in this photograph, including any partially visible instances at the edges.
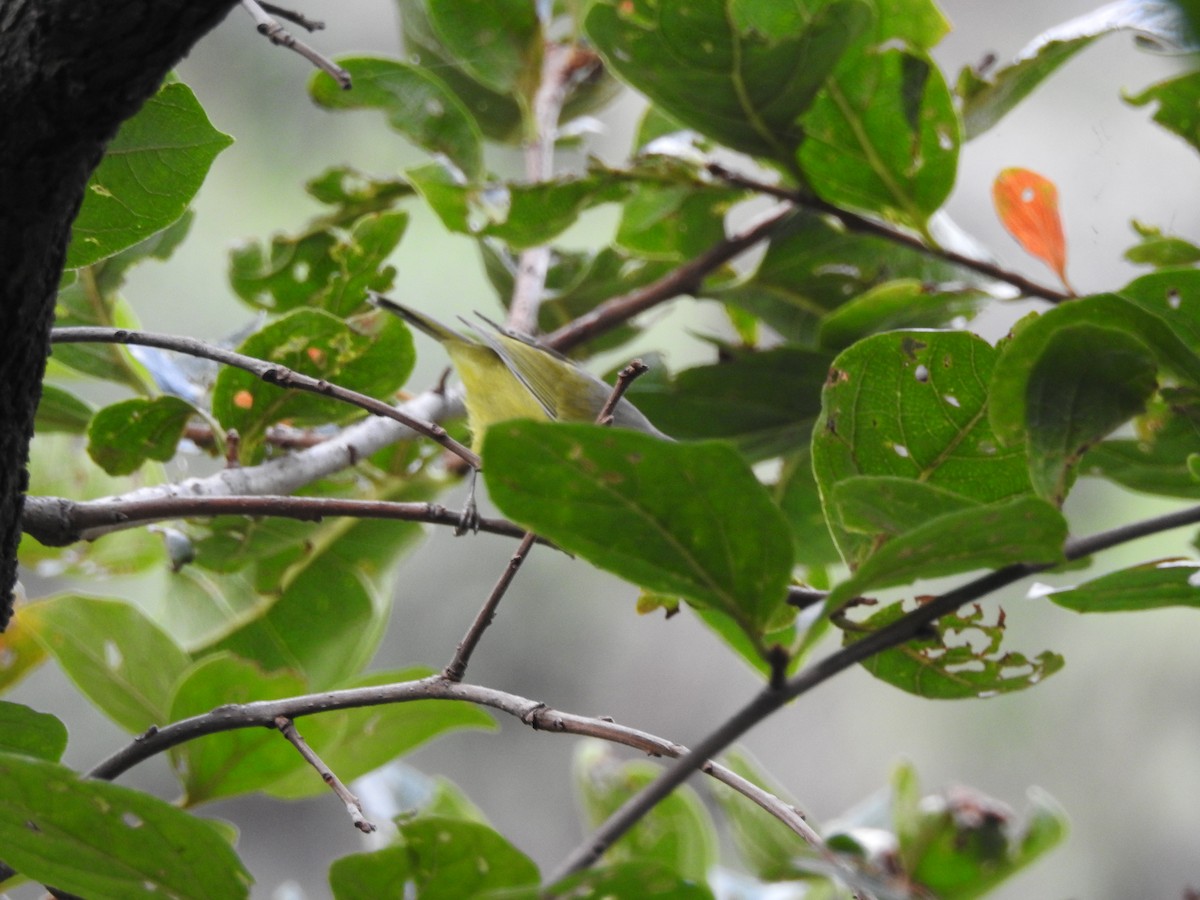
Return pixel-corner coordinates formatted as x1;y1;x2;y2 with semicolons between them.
993;168;1072;292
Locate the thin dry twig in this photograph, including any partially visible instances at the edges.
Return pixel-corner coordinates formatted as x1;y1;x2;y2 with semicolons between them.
275;716;375;833
258;2;324;31
50;326;480;470
241;0;350;89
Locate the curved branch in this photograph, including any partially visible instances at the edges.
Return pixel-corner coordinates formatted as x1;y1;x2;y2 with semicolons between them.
50;326;479;469
549;500;1200;880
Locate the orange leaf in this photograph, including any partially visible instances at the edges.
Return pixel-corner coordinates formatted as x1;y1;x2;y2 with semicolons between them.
992;167;1072;292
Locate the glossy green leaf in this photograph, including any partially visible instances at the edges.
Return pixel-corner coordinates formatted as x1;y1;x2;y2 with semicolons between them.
0;702;67;762
23;595;191;733
1116;268;1200;356
330;816;539;900
832;475;980;536
87;395;197;476
1023;323;1158;503
1125;69;1200;153
574;743;717;882
169;654;314;805
0;753;251;899
585;0;872;169
266;668;496;799
1123;220;1200;268
65;82;232;268
484;422;794;641
229;211;406;315
990;294;1200;450
310;57;484;179
34;384;94;434
826;495;1067;613
800;48;958;228
211;308;414;455
426;0;542;98
626;346;831;461
852;598;1065;698
813;331;1032;567
716;748;815;881
1046;559;1200;613
817;279;989;351
713;211;1002;345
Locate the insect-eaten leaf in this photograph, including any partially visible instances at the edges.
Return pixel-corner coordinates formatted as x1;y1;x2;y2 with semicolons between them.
992;168;1072;292
87;396;198;476
849;601;1064;699
484;422;793;650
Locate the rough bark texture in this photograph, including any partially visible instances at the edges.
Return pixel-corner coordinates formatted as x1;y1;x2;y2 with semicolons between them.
0;0;241;629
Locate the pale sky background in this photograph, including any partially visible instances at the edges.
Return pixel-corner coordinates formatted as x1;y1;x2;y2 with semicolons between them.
12;2;1200;898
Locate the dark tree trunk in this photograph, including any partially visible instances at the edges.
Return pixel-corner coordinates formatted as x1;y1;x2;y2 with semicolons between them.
0;0;241;629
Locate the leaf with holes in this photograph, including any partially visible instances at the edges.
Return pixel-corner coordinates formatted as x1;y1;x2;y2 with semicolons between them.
87;396;197;476
812;330;1032;568
850;600;1064;698
993;168;1070;290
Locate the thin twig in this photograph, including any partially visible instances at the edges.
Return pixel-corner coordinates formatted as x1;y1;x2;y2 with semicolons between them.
275;716;375;833
50;326;480;470
705;162;1072;305
547;500;1200;881
21;494;536;548
596;360;648;424
241;0;350;89
545;204;798;354
258;2;324;31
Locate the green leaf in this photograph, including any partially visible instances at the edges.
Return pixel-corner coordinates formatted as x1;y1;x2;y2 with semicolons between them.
990;295;1200;449
1123;220;1200;268
426;0;542;98
23;595;191;733
799;48;958;228
1116;268;1200;357
265;668;496;799
776;449;841;570
817;279;989;351
852;598;1065;699
1125;69;1200;153
585;0;872;170
614;181;737;262
169;654;315;805
65;82;232;268
544;862;716;898
1045;559;1200;613
330;816;540;900
311;57;484;179
408;164;627;248
825;495;1067;613
625;346;831;461
1022;324;1158;503
86;395;197;476
34;384;94;434
574;743;717;881
813;331;1032;567
484;422;794;642
211;308;414;456
1083;399;1200;498
832;475;980;536
0;753;251;899
0;611;49;692
229;211;407;315
0;703;67;762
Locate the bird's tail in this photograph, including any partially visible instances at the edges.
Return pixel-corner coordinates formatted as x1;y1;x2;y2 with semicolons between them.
368;292;469;345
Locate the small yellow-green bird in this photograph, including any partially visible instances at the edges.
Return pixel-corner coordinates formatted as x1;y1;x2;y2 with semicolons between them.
370;292;669;451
